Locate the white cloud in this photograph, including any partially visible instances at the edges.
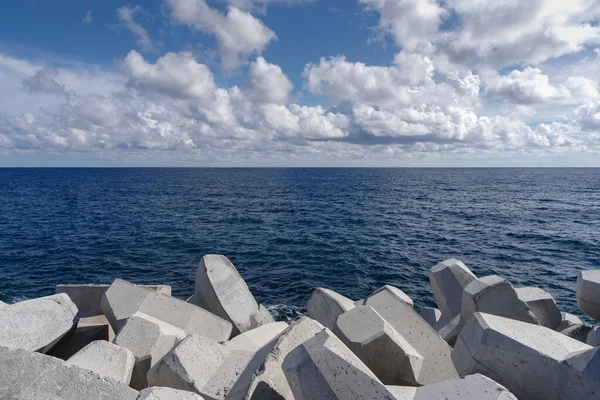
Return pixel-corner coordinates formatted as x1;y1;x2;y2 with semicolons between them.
221;0;315;14
244;57;293;104
22;68;67;96
165;0;276;69
117;6;155;52
82;10;93;23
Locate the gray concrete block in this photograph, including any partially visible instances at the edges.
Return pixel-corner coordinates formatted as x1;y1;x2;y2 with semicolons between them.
460;276;539;331
225;322;288;352
245;316;325;399
515;286;561;329
428;258;476;318
101;278;232;342
138;387;204;399
436;314;461;347
190;254;265;336
363;285;458;383
559;347;600;398
333;305;424;385
587;326;600;346
0;345;138;400
577;270;600;321
52;315;111;360
556;312;583;332
0;293;79;353
115;312;186;389
560;323;594;343
282;329;396;399
306;287;355;329
57;283;171;317
452;312;591;400
258;304;275;324
366;285;414;309
419;307;442;329
0;300;7;309
67;340;135;384
386;374;517;399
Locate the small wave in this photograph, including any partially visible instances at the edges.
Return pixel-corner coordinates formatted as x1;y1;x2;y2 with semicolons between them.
266;304;304;321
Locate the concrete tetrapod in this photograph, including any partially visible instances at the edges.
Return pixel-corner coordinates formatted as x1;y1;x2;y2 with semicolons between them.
418;307;442;329
306;287;356;329
67;340;135;384
436;315;461;347
362;285;458;384
138;387;204;399
577;270;600;321
556;312;583;331
559;347;600;398
587;326;600;346
333;305;424;385
515;286;562;329
57;283;171;317
385;374;517;400
115;312;186;389
189;254;267;336
0;293;79;353
452;312;592;400
244;316;325;399
101;278;232;341
560;323;594;343
428;258;477;318
282;329;397;400
459;275;539;331
0;300;7;309
0;345;138;400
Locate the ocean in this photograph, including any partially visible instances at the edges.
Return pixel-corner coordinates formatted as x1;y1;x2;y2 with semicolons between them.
0;168;598;320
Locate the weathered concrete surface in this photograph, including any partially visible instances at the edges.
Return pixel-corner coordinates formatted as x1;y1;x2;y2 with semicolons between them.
0;293;79;353
57;283;171;317
556;312;583;332
577;270;600;321
189;254;266;336
0;345;138;400
428;258;477;318
386;374;517;400
436;315;461;347
53;314;115;360
138;387;204;399
282;329;396;399
333;305;424;385
306;287;355;329
365;285;414;309
559;347;600;398
258;304;275;324
115;312;186;389
0;300;7;309
587;326;600;346
67;340;135;384
452;312;591;400
101;278;232;341
560;323;594;343
245;317;325;399
363;286;458;384
515;286;562;329
460;275;539;331
419;307;442;329
225;322;289;352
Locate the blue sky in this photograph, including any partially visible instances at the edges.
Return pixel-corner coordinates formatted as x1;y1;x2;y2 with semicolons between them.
1;0;600;166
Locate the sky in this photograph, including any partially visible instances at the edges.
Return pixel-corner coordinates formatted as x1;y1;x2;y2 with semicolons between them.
1;0;600;166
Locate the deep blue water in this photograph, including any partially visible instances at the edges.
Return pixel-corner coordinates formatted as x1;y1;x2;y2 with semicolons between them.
0;168;599;320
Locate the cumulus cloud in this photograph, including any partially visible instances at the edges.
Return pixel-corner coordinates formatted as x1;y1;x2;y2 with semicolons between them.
165;0;276;69
243;57;293;104
221;0;315;14
117;6;155;52
22;68;67;96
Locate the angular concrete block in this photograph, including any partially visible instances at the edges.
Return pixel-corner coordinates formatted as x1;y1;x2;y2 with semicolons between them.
452;312;591;400
363;285;458;383
57;283;171;318
282;329;396;399
428;258;477;318
306;287;355;329
225;321;288;352
386;374;517;399
189;254;265;336
52;314;115;360
515;286;561;329
67;340;135;384
587;326;600;346
437;314;461;347
560;323;594;343
0;293;79;353
559;347;600;398
419;307;442;329
0;345;138;400
115;312;186;389
101;278;232;342
138;387;204;399
366;285;414;309
258;304;275;324
460;276;539;331
245;316;325;399
0;300;7;309
556;312;583;332
577;270;600;321
333;305;424;385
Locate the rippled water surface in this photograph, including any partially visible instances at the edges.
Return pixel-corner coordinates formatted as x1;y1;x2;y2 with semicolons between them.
1;168;599;319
